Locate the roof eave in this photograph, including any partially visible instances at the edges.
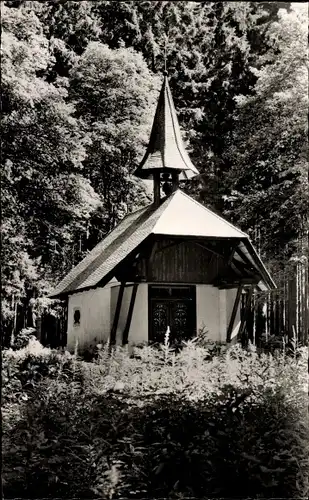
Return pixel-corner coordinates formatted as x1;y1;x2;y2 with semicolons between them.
241;238;276;290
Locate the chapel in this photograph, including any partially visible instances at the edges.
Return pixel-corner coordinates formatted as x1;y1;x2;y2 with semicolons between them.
50;72;275;351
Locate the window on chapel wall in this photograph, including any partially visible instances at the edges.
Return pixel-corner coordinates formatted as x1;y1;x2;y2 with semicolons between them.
73;308;81;327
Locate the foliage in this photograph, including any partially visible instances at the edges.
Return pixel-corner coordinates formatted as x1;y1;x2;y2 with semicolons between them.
1;3;97;315
224;3;308;264
2;340;308;499
12;327;37;350
2;340;76;403
69;42;159;240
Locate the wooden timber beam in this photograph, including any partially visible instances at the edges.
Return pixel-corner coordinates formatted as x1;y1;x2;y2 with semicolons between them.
110;282;125;346
218;284;259;291
231;258;259;278
155;239;228;259
216;278;259;288
153;172;161;207
62;297;68;347
218;284;241;290
226;284;243;343
146;241;158;280
156;240;182;254
241;239;275;290
115;249;141;282
122;283;138;345
195;242;226;259
235;247;256;271
232;256;249;271
228;243;239;267
172;171;179;192
96;237;153;290
238;285;254;345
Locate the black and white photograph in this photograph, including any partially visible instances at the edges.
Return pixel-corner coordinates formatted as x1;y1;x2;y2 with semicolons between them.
1;1;308;499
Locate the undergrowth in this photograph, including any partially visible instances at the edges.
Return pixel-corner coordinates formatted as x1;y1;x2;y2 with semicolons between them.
2;336;308;499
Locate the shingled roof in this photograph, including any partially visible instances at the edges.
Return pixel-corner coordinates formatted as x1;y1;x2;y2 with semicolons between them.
49;189;275;298
134;73;199;179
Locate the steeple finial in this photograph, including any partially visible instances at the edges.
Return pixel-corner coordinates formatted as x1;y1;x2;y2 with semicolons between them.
164;34;168;75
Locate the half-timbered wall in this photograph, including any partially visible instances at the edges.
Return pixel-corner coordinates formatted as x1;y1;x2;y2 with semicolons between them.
66;280;243;350
226;288;241;342
110;283;148;346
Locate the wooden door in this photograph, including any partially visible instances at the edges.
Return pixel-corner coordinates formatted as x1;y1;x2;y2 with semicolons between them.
149;286;196;344
151;301;169;342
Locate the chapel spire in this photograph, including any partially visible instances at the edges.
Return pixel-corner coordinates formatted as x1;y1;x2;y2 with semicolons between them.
134;71;199;205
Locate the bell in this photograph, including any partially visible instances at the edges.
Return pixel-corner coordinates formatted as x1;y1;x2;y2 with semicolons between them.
162;181;173;196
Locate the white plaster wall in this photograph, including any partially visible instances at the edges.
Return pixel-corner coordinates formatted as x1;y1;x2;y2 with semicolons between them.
196;286;240;343
67;287;111;351
219;289;227;343
110;283;148;346
197;285;221;342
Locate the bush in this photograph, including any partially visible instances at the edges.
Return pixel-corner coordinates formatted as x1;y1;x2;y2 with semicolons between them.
13;327;37;350
2;340;78;406
2;339;308;499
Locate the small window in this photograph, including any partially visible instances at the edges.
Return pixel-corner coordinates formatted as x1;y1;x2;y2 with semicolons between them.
73;308;81;327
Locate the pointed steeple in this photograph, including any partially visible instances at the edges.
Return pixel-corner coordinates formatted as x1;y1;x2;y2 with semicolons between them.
134;72;199;182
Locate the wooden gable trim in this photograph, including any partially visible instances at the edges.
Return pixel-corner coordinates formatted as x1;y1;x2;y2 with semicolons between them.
226;284;243;343
241;239;275;289
122;283;139;345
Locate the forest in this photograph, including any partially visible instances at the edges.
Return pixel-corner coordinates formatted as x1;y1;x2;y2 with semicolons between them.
1;1;308;343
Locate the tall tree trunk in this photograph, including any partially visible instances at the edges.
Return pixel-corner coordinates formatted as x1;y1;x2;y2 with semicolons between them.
288;264;297;339
304;261;309;345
